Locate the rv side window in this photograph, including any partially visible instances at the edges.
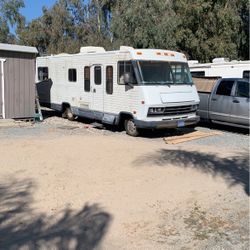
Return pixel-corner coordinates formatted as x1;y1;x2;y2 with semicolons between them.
243;70;250;79
38;67;49;81
68;69;77;82
94;66;102;85
191;71;205;77
216;80;234;96
118;61;136;85
84;66;90;92
106;66;113;95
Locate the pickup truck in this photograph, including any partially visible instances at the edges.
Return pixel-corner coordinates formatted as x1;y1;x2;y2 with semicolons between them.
193;77;249;129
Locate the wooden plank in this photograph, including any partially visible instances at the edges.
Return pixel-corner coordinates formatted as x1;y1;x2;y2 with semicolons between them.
164;131;222;144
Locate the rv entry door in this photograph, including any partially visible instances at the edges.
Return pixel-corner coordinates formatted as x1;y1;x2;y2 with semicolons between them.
91;65;104;117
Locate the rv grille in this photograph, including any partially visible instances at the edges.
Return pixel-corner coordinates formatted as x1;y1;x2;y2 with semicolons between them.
147;105;197;117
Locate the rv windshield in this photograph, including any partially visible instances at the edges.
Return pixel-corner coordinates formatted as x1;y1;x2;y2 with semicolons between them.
137;61;193;85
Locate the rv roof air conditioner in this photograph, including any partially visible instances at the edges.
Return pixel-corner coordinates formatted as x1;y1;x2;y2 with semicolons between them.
80;46;105;53
212;58;230;63
188;60;199;65
120;46;134;52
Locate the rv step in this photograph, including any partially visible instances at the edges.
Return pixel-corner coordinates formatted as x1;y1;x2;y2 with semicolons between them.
35;84;43;121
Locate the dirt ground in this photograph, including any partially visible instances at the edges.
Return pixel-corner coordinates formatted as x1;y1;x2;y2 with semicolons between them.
0;115;249;250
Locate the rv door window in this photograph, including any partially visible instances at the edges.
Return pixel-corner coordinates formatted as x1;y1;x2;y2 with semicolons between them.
106;66;113;95
94;66;102;85
68;68;77;82
235;81;249;98
84;66;90;92
216;80;234;96
38;67;49;81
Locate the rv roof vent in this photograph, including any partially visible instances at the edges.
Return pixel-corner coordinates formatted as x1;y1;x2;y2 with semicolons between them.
120;46;134;51
80;46;105;53
188;60;199;65
212;58;230;63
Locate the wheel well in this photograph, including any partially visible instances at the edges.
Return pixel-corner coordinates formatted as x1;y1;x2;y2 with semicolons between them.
61;103;71;113
118;113;133;128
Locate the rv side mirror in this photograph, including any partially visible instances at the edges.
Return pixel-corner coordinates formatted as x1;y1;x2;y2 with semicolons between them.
123;72;135;86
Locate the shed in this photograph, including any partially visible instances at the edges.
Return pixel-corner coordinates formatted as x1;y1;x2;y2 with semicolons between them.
0;43;38;119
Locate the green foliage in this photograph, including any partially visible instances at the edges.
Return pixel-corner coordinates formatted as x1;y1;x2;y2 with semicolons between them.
236;0;249;59
111;0;177;50
2;0;249;61
0;0;24;43
173;0;243;62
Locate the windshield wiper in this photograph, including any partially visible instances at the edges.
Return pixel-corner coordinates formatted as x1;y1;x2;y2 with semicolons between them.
142;81;172;87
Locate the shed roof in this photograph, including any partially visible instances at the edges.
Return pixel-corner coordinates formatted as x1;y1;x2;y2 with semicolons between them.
0;43;38;54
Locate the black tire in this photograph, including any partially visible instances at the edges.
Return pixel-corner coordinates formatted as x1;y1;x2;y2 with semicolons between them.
124;119;139;137
62;107;74;121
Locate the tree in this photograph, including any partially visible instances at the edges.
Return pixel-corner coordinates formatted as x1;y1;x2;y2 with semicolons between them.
0;0;24;43
111;0;177;50
18;0;113;54
173;0;242;62
236;0;249;59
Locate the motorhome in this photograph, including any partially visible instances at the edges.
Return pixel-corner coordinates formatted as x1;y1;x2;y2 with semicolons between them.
188;58;250;79
36;46;200;136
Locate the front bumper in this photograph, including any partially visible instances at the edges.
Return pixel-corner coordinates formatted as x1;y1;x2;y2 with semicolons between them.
134;116;200;129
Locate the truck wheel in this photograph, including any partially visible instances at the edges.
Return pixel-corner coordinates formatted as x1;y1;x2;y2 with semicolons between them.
62;107;74;121
125;119;139;137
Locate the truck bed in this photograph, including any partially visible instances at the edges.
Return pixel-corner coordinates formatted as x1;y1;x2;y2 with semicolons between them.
193;77;220;120
193;77;220;93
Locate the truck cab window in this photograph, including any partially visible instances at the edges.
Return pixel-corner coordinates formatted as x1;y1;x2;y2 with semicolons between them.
84;66;90;92
216;80;234;96
38;67;49;81
94;66;102;85
118;61;137;85
106;66;113;95
68;68;77;82
235;81;249;98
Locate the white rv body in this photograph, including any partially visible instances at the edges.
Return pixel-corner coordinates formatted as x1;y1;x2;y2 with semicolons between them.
188;58;250;78
36;46;199;131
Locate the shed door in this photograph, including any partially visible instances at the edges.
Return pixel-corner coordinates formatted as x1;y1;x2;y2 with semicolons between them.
0;60;3;118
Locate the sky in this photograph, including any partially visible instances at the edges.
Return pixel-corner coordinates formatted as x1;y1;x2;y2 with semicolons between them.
21;0;57;22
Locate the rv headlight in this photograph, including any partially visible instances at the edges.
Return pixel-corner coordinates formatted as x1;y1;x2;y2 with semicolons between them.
192;104;198;110
148;107;165;115
148;108;155;113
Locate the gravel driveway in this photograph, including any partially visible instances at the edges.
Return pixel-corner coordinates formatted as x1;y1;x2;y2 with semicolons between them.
0;111;249;250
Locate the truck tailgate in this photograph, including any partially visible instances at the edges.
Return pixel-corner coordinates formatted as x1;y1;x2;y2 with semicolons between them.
198;92;210;120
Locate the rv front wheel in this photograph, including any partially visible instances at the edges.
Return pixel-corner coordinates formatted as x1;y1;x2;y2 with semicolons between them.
62;107;74;121
125;119;139;137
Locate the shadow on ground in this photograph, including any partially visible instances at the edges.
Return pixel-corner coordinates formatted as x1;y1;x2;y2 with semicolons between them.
0;178;111;250
198;121;249;135
134;149;249;196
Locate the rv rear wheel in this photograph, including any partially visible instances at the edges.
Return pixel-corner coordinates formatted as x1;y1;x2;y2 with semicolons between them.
62;107;74;121
125;119;139;137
